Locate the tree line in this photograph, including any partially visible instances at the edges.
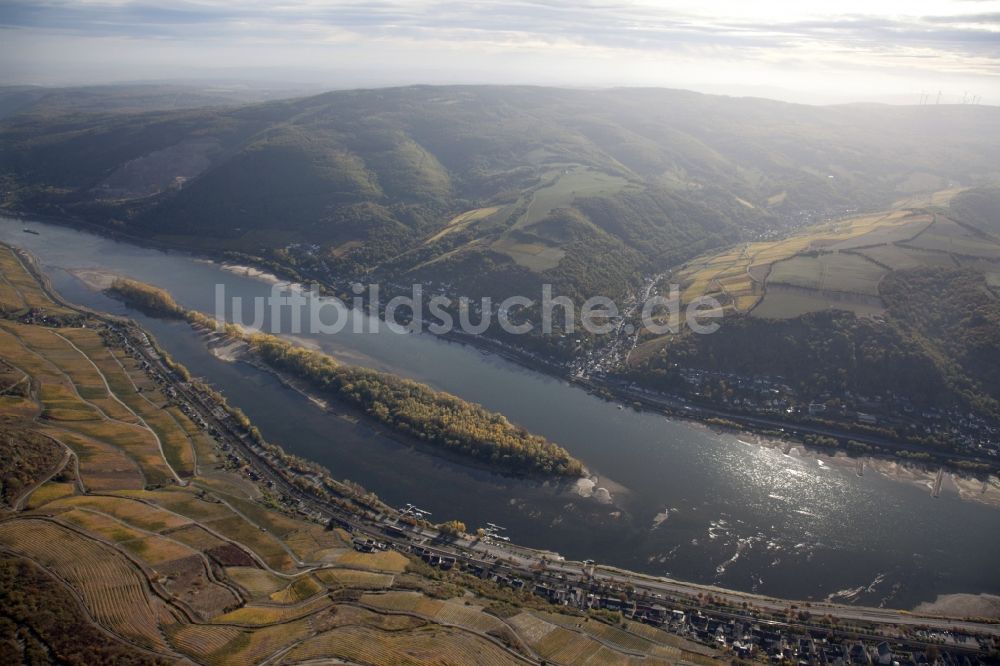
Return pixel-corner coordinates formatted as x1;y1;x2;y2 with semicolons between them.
106;279;584;477
243;331;584;477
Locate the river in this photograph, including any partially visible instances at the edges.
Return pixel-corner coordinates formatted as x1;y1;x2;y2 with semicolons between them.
3;215;999;609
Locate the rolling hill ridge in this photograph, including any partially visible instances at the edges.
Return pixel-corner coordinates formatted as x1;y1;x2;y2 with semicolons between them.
3;85;999;310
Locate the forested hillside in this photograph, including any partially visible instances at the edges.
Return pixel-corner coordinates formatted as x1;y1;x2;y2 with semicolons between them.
632;310;951;409
948;187;1000;237
3;85;999;311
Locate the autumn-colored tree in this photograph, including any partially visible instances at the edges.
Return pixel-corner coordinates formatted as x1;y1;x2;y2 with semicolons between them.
437;520;466;537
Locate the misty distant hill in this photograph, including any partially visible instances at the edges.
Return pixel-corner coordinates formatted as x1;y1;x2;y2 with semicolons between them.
0;83;318;120
2;85;998;306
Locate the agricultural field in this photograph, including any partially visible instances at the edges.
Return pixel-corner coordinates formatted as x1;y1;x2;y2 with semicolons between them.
269;574;325;604
0;393;37;423
0;321;182;486
431;598;510;634
209;515;297;572
671;203;1000;323
891;186;967;209
506;612;625;665
903;215;1000;259
537;610;656;653
747;285;885;320
767;252;886;296
58;506;150;543
491;235;567;271
856;244;959;271
41;428;147;490
425;205;505;244
472;165;631;272
166;523;230;551
515;166;630;230
154;554;243;619
214;619;314;666
360;590;511;635
506;609;560;645
50;494;191;532
211;594;333;626
750;252;888;318
336;549;410;573
361;590;446;617
825;213;932;251
169;624;245;663
93;487;304;573
284;624;527;666
0;519;175;652
24;480;76;508
675;209;923;315
530;609;715;665
214;491;350;562
314;568;394;589
225;566;290;598
321;603;428;632
170;619;313;666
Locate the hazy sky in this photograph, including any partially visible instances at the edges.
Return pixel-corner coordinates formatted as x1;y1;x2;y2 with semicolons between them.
1;0;999;103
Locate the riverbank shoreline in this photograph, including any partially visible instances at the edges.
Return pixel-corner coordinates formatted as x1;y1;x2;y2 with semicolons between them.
75;263;591;482
9;211;1000;486
439;328;1000;485
197;323;606;491
7;233;1000;616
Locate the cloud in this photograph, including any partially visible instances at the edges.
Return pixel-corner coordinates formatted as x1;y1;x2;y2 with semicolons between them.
0;1;995;48
1;0;998;96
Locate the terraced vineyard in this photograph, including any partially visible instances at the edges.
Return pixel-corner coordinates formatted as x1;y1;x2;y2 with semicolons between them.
0;246;77;316
210;594;334;626
285;624;528;666
315;568;395;589
0;242;723;665
0;518;174;652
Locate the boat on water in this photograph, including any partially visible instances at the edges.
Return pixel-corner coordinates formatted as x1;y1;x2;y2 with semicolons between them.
22;228;40;235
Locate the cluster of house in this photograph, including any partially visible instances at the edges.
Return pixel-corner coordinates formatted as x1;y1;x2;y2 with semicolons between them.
351;536;393;555
674;368;795;411
800;393;998;456
106;322;286;490
674;615;983;664
642;365;999;457
13;307;84;327
409;545;458;571
107;323;224;433
283;242;322;257
909;410;998;456
522;576;990;664
747;206;863;243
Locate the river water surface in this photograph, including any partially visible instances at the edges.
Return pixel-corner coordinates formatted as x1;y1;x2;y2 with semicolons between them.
3;216;999;609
